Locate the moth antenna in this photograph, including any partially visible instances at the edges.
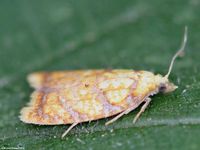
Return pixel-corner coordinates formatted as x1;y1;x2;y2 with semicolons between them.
164;26;188;79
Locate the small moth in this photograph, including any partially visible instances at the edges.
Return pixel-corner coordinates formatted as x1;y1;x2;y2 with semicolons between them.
20;27;187;138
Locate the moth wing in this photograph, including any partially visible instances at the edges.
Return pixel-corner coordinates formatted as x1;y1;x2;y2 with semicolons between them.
20;70;151;125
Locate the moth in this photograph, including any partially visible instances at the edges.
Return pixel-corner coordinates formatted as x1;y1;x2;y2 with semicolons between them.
20;27;187;138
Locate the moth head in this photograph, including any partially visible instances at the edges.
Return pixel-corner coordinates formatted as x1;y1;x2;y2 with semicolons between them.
155;75;178;93
156;26;188;93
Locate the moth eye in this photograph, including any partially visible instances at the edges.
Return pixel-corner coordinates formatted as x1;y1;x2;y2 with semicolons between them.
159;84;167;93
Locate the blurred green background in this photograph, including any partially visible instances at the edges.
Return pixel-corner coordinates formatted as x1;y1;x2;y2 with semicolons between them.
0;0;200;149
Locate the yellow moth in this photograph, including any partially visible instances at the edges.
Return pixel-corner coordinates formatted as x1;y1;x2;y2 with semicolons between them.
20;27;188;138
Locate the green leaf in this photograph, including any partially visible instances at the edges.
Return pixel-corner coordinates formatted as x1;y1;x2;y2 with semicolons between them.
0;0;200;149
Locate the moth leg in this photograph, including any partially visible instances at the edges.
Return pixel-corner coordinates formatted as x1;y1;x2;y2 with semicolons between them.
105;111;126;126
61;122;78;138
105;106;137;126
133;98;151;123
105;97;152;126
